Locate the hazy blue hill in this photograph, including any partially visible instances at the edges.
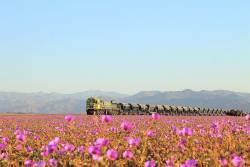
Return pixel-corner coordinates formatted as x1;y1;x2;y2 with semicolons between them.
0;90;127;114
0;90;249;114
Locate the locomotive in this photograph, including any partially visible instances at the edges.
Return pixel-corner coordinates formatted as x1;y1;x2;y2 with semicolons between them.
86;97;245;116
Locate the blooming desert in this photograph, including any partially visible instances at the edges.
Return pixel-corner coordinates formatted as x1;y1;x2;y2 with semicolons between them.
0;114;249;166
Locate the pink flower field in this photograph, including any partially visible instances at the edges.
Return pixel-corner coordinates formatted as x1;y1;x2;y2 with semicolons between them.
0;114;249;167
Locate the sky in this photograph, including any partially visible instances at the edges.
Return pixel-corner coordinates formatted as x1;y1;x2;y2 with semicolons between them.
0;0;249;94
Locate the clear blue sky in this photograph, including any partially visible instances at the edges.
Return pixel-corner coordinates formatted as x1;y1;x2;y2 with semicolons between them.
0;1;249;94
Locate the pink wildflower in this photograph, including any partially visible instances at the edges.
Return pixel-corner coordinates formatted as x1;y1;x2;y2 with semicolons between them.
24;160;34;167
232;156;244;167
49;158;58;167
106;149;118;160
180;159;197;167
15;144;22;151
147;131;155;137
88;145;101;155
95;138;109;147
26;145;33;152
219;158;228;166
0;153;8;161
92;154;103;161
165;159;174;167
110;127;117;132
53;137;60;144
145;160;156;167
41;150;49;157
77;146;85;153
63;143;75;152
64;115;75;122
34;160;46;167
123;150;134;159
0;143;6;150
16;133;26;142
178;127;193;136
128;138;141;147
2;137;9;143
152;113;160;120
101;115;112;123
121;121;133;131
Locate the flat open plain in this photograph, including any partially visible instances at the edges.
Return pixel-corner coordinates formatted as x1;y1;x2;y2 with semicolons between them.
0;115;249;166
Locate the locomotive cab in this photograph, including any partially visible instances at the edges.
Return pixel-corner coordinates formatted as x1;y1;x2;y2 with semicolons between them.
86;97;104;115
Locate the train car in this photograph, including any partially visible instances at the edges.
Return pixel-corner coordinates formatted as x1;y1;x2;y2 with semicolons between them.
156;105;165;114
121;103;133;115
131;104;140;114
182;106;189;115
147;104;156;113
163;105;171;115
176;106;184;115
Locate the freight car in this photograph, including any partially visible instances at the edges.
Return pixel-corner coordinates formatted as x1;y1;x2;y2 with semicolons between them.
86;97;245;116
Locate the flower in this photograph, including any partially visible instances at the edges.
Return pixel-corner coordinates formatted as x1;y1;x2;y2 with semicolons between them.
63;143;75;152
145;160;156;167
123;150;134;159
41;150;49;157
179;138;187;145
88;146;101;155
92;154;103;161
152;113;160;120
106;149;118;160
95;138;109;147
64;115;75;122
101;115;112;123
110;127;117;132
15;144;23;151
77;146;85;153
47;143;57;154
128;138;141;147
34;160;46;167
245;114;250;121
0;143;6;150
2;137;9;143
219;158;228;166
24;160;34;167
34;136;40;140
53;137;60;144
16;133;26;142
211;122;220;129
232;156;244;167
121;121;133;131
147;131;155;137
180;159;197;167
14;129;21;135
165;159;174;167
172;126;178;134
49;158;58;166
47;138;60;153
26;145;33;152
0;152;8;160
178;127;193;136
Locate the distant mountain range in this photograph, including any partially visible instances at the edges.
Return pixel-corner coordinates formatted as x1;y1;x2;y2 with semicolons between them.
0;90;250;114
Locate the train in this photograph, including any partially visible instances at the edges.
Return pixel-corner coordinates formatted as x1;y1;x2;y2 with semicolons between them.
86;97;245;116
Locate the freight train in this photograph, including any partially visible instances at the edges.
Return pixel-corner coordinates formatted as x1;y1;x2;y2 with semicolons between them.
86;97;245;116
